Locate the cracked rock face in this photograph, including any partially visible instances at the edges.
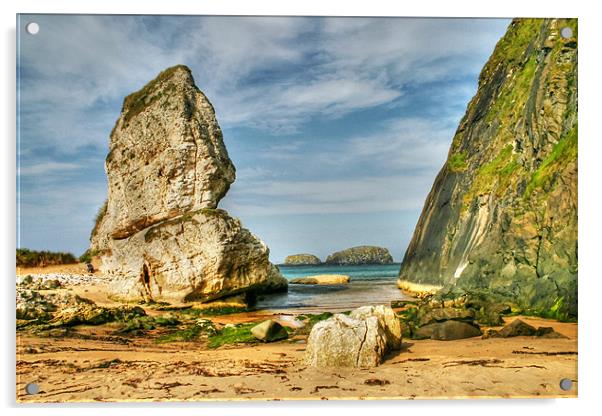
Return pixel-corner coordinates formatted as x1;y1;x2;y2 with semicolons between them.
91;65;285;303
305;305;401;368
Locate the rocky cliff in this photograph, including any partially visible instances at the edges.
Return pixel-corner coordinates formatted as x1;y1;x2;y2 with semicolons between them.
283;254;322;265
326;246;393;265
91;65;286;303
398;19;577;319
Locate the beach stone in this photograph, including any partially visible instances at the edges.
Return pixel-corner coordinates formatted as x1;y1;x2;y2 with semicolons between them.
535;326;568;339
89;65;286;303
414;320;482;341
350;305;402;350
305;314;387;368
486;319;537;338
283;254;322;265
290;275;350;285
251;320;288;342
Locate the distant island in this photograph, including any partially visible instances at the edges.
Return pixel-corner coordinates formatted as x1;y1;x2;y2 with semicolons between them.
325;246;393;265
282;246;394;266
283;254;322;265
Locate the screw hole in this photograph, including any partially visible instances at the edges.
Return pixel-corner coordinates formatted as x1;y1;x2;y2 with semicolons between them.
25;383;39;395
559;378;573;391
560;27;573;39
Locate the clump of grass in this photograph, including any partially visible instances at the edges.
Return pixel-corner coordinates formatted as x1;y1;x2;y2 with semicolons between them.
89;199;108;240
207;323;259;349
79;249;100;263
447;151;468;173
16;248;78;268
121;65;189;127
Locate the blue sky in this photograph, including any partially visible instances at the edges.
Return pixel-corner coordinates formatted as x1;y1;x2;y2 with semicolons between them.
17;15;510;263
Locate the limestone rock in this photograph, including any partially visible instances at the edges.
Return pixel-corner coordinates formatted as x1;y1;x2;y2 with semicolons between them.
326;246;393;265
349;305;402;350
283;254;322;265
259;264;289;294
398;19;578;319
290;274;350;285
251;320;288;342
92;65;234;246
304;314;387;368
90;65;286;303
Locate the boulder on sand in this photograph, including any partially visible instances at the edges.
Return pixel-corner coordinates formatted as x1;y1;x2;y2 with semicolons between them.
290;274;350;285
483;318;568;339
304;305;401;368
414;320;482;341
350;305;402;350
251;320;288;342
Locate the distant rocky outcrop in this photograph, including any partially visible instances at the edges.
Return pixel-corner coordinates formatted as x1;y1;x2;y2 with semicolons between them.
398;19;578;319
283;254;321;265
90;65;286;303
325;246;393;265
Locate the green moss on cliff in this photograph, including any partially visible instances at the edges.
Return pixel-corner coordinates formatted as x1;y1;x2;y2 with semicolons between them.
525;124;578;197
463;144;520;209
447;152;468;173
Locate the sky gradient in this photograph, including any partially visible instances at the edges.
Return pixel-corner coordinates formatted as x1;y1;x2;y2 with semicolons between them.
17;15;510;263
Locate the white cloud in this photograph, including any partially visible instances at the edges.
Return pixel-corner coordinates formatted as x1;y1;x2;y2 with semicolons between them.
18;161;82;176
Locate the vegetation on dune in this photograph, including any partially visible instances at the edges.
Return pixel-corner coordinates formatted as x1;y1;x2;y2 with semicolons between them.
16;248;78;268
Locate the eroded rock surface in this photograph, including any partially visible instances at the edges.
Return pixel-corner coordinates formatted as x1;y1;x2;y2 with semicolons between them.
91;65;285;303
398;19;578;319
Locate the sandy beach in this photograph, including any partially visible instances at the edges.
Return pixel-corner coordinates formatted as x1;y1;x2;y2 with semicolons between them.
16;267;578;403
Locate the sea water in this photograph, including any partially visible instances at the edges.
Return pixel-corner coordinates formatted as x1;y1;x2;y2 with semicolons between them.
256;263;410;313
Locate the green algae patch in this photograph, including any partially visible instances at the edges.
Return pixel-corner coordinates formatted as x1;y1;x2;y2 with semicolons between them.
207;323;259;349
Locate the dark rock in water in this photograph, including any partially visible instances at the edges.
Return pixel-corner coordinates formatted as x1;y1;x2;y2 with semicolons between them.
325;246;393;265
418;307;475;327
283;254;322;265
414;320;482;341
397;19;578;320
250;320;288;342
